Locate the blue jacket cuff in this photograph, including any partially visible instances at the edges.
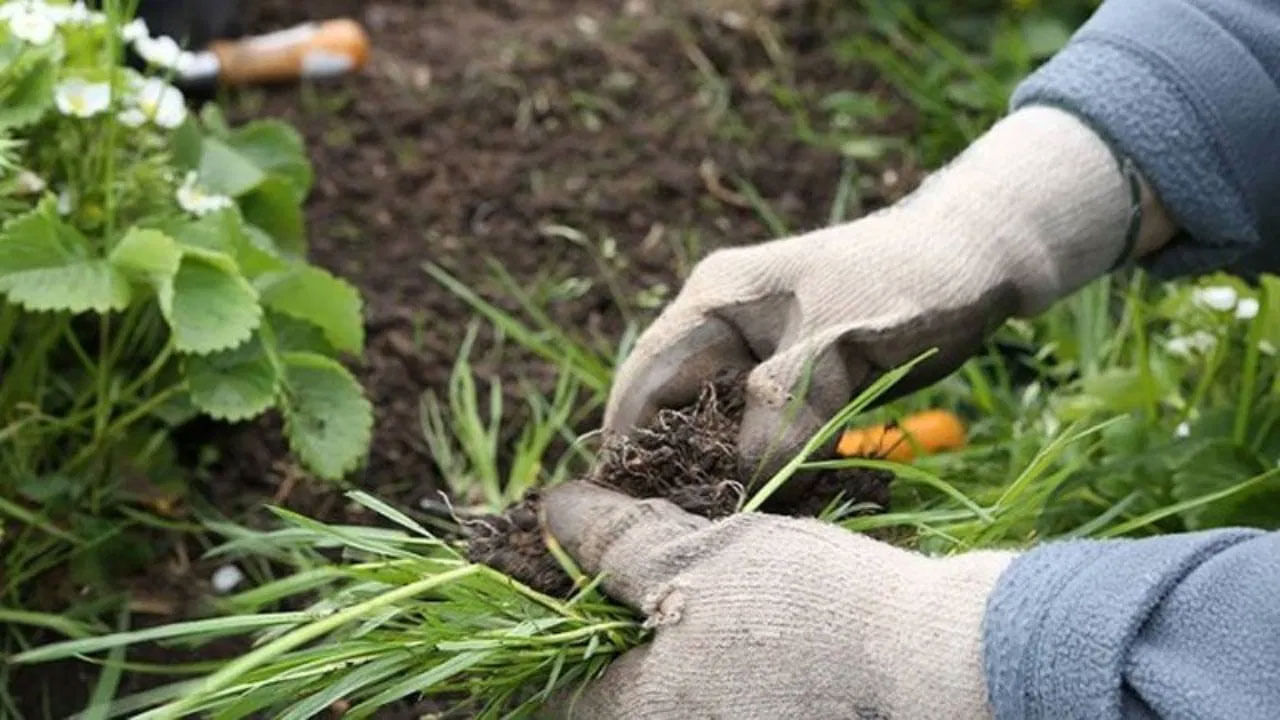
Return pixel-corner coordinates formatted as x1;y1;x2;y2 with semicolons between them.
982;529;1258;719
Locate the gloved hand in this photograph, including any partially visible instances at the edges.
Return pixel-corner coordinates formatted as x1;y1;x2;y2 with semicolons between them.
543;481;1016;720
607;106;1174;476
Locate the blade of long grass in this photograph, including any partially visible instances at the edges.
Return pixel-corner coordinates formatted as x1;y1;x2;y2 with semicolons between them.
743;351;935;512
347;650;493;718
991;417;1121;512
1099;467;1280;538
1060;491;1141;540
66;680;204;720
347;491;436;539
802;457;993;523
81;607;130;720
10;612;314;664
0;496;81;544
215;567;348;613
424;263;612;394
279;654;416;720
733;178;789;237
0;608;99;639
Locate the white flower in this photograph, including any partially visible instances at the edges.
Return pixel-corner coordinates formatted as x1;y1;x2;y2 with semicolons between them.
211;564;245;594
131;77;186;128
1193;285;1238;312
54;78;111;118
117;107;146;127
174;50;205;77
14;169;45;194
44;2;98;25
1174;421;1191;438
1164;330;1217;358
1261;340;1276;356
56;186;73;215
120;16;148;42
1235;297;1260;320
176;171;232;216
134;34;182;69
6;5;55;44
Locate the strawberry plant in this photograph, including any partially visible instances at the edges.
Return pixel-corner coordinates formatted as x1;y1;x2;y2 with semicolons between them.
0;1;371;574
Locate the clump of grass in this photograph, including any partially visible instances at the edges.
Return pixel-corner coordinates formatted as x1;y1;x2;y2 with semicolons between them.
10;492;642;720
9;357;926;719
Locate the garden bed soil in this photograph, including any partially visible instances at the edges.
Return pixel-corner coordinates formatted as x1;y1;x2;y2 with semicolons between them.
206;0;917;524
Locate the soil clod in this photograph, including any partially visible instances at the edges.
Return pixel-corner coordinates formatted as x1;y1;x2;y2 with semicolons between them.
467;374;893;594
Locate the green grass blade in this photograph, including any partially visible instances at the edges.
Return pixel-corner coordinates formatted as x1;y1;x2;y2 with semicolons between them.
1099;468;1280;538
10;612;314;664
278;655;414;720
0;608;99;638
81;608;130;720
743;350;935;512
802;457;992;523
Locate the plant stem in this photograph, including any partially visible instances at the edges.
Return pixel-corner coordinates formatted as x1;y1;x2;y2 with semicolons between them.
93;313;112;443
66;383;183;473
1127;274;1157;421
1182;337;1226;424
117;341;174;403
1234;287;1266;444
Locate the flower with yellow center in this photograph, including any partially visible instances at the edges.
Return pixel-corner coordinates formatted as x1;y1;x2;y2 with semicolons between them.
130;78;187;129
54;78;111;118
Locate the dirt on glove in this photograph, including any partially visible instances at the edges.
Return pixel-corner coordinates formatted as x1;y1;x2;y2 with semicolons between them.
466;373;893;595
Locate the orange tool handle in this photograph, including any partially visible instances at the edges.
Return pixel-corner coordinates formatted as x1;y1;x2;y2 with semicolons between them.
210;19;370;86
837;409;967;462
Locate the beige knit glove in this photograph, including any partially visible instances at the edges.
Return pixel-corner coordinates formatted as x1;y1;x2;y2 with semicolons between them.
543;482;1016;720
608;106;1172;476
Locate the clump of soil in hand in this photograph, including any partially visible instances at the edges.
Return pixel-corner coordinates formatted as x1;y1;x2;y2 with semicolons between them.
467;373;893;595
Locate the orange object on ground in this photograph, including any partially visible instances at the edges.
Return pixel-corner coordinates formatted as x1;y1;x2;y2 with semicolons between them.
837;409;967;462
210;19;370;86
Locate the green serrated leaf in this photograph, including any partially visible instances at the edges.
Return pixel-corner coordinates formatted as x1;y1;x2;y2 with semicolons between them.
280;352;371;479
161;250;261;355
228;120;313;199
259;266;364;353
198;137;266;197
186;333;280;421
267;311;336;355
238;224;288;277
0;53;55;128
171;114;203;171
239;177;305;255
0;203;131;313
109;228;181;283
170;207;243;255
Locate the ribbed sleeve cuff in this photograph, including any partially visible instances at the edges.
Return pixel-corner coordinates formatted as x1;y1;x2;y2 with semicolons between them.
1012;0;1280;277
982;530;1258;720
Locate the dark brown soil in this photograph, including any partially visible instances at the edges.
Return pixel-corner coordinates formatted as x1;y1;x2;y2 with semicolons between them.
203;0;918;524
468;374;892;594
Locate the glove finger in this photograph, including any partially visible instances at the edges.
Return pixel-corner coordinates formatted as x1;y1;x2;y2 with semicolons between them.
738;334;865;484
605;308;755;436
544;645;653;720
543;481;710;610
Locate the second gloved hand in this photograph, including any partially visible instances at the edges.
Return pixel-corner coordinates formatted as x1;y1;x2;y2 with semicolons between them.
543;481;1016;720
607;106;1150;476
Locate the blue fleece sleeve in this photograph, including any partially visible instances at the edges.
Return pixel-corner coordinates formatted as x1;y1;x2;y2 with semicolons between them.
1011;0;1280;276
983;530;1280;719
